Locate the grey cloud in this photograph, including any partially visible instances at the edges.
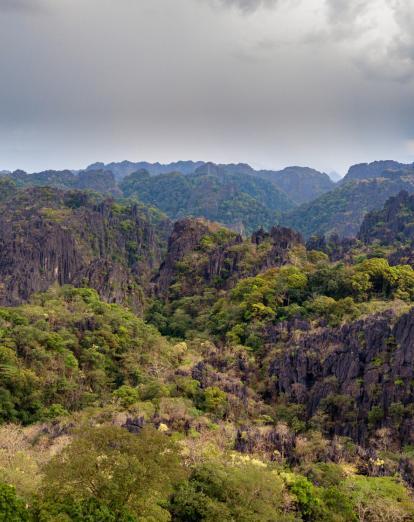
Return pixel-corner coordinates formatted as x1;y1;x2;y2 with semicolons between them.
322;0;414;83
0;0;412;173
0;0;46;13
325;0;371;37
210;0;280;12
326;0;369;24
356;0;414;82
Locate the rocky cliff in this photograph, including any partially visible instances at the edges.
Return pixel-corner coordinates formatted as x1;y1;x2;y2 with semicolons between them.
0;187;171;309
155;218;303;298
267;308;414;445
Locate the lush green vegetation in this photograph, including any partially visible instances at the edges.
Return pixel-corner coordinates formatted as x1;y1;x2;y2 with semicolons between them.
120;168;294;234
0;286;175;424
1;183;414;520
0;274;413;520
149;229;414;345
1;422;414;521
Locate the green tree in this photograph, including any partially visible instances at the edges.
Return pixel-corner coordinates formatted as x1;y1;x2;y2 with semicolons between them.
170;460;292;522
39;425;185;521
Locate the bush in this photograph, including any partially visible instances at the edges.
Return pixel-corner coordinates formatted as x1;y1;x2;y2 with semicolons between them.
0;483;30;521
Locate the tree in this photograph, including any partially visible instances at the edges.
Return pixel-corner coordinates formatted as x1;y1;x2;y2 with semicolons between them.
170;460;292;522
346;476;414;522
39;425;185;521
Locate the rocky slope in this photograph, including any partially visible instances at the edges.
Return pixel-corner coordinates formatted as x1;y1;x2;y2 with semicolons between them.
0;186;171;309
359;190;414;246
266;307;414;445
155;218;303;298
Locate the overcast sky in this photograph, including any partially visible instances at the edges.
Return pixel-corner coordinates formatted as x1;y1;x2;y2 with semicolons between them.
1;0;413;175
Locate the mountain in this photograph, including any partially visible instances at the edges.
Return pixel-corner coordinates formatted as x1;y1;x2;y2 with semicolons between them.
120;164;295;234
283;169;414;238
5;168;120;196
85;160;334;205
86;160;205;179
0;185;170;309
146;215;414;447
255;165;334;205
342;160;414;183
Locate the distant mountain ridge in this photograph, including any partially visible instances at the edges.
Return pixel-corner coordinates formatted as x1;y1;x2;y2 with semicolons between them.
3;157;414;240
86;160;205;179
283;167;414;238
2;168;120;196
342;160;414;183
256;165;334;204
86;160;334;205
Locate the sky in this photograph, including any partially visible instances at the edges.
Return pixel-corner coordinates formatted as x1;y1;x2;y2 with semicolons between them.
1;0;414;175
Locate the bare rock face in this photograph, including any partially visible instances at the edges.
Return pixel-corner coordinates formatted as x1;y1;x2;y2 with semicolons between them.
306;234;357;262
0;187;170;310
268;309;414;445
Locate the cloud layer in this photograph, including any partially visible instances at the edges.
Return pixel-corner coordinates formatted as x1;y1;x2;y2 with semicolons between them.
0;0;44;12
323;0;414;82
213;0;280;11
0;0;412;173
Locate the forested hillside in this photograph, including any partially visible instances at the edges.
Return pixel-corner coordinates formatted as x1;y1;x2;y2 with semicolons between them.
5;159;414;240
0;180;170;309
283;169;414;238
1;175;414;520
119;166;294;234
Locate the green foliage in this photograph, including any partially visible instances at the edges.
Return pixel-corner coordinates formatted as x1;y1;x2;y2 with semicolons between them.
201;387;228;417
120;169;294;234
0;286;172;423
170;460;292;521
39;425;184;521
285;474;326;521
345;475;414;522
0;483;30;521
283;176;414;238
